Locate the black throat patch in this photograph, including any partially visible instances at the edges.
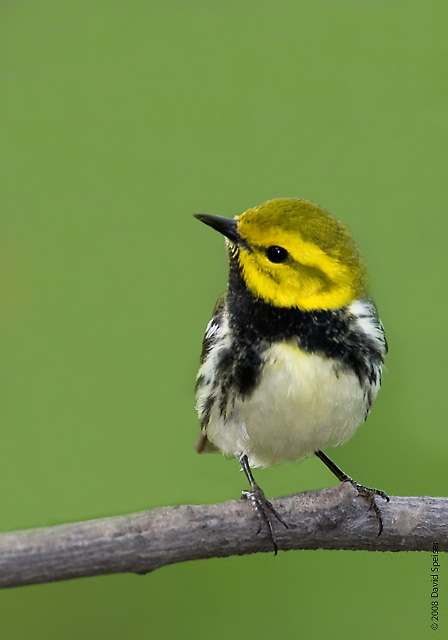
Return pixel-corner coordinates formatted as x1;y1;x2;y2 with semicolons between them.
223;254;384;397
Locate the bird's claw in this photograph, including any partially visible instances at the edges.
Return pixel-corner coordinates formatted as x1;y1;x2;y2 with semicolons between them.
344;479;389;536
241;484;288;554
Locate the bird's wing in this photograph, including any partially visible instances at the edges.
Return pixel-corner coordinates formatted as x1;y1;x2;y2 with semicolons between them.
199;291;227;364
194;292;228;454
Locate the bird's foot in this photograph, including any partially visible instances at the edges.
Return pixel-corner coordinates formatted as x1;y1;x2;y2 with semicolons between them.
241;483;288;554
344;479;390;536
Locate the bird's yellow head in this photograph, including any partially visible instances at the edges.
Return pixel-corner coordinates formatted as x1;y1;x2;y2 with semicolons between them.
195;198;368;311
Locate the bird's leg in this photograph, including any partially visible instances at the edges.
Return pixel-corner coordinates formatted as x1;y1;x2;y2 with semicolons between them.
239;454;288;555
315;450;390;535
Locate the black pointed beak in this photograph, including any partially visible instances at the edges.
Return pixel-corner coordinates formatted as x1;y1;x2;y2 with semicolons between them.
194;214;247;248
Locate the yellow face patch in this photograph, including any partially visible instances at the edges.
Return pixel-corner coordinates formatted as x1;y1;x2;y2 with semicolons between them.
235;198;368;310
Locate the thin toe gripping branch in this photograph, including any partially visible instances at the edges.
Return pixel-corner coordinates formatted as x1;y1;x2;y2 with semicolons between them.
315;450;389;535
239;454;288;554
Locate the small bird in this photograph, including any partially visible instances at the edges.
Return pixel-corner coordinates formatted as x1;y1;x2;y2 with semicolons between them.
194;198;388;552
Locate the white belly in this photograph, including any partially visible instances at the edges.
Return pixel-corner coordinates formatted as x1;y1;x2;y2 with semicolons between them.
206;342;373;468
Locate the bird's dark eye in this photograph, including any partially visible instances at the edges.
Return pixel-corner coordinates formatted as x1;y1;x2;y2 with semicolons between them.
266;246;288;263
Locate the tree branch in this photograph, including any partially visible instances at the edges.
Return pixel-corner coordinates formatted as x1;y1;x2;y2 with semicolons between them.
0;484;446;589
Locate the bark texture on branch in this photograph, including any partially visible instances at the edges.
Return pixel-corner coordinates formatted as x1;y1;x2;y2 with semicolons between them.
0;483;446;589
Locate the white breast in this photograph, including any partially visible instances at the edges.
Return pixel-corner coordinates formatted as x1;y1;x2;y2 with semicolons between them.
205;342;376;468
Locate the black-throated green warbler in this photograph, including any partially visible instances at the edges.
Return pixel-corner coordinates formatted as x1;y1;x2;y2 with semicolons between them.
194;197;388;552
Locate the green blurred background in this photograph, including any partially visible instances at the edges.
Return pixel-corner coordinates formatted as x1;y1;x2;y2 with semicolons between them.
0;1;447;638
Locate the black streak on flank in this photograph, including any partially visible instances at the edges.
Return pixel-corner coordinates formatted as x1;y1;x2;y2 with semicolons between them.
216;345;263;413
